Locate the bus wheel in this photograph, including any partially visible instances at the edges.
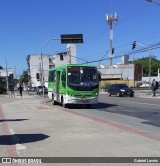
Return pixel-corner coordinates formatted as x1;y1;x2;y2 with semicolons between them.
52;94;57;105
61;97;66;108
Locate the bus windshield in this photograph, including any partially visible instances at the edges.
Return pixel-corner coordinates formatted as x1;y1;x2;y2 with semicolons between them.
67;66;99;91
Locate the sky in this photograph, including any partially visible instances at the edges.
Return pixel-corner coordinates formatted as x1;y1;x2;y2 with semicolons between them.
0;0;160;76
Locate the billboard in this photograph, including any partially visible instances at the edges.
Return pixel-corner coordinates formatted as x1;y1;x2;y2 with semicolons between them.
61;34;83;44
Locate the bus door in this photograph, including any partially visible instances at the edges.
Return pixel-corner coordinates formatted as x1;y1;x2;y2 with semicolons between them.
56;70;60;101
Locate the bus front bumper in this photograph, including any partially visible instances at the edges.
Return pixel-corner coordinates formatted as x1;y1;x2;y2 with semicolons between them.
65;95;98;104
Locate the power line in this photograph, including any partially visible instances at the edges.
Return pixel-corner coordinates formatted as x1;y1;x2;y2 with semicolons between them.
81;41;160;65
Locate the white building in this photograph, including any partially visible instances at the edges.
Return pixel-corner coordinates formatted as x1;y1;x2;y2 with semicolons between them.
27;44;76;87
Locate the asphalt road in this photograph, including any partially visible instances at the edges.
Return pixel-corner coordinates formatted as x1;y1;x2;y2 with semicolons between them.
32;91;160;135
44;93;160;136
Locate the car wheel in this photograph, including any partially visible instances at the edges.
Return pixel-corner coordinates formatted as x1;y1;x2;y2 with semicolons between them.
130;94;134;97
118;92;122;97
108;92;111;96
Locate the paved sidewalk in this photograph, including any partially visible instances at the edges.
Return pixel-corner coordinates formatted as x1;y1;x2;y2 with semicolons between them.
0;93;160;166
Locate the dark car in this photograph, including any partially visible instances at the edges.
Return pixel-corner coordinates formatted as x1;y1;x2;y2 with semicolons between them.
36;86;48;95
31;86;37;92
108;84;134;97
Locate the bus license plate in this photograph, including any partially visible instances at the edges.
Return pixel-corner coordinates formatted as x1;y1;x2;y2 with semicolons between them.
81;98;89;103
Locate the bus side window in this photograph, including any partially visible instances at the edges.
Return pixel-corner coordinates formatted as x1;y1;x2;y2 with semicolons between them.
61;70;66;88
49;71;55;82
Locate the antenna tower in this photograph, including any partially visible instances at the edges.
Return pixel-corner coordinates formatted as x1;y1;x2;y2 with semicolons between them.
106;13;118;65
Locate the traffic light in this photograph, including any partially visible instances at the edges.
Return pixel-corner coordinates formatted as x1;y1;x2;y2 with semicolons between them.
111;48;114;54
132;41;136;49
60;54;63;60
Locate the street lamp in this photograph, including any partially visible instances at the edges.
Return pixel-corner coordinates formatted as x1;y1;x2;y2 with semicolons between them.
145;0;160;6
40;38;60;98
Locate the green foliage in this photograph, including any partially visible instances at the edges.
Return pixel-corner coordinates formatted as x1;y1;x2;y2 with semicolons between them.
135;56;160;77
105;82;111;89
0;85;6;94
19;70;29;85
101;82;111;89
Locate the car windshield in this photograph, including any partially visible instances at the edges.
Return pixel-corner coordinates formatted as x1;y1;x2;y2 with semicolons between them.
38;86;45;88
118;84;129;89
67;66;99;91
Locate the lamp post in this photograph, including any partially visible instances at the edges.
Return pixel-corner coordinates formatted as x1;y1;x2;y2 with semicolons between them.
5;59;9;95
145;0;160;6
40;38;60;98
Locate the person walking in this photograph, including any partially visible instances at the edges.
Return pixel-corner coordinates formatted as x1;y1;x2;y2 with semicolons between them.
8;83;15;98
18;85;23;98
152;79;158;97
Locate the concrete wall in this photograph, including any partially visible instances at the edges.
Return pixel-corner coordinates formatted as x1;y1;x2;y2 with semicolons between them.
99;64;135;80
100;80;135;89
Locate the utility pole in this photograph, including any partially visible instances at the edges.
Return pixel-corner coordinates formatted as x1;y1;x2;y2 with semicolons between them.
5;59;9;94
106;13;118;66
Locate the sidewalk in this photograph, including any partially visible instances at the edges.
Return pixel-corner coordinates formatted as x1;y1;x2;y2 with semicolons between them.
134;90;160;99
0;93;160;165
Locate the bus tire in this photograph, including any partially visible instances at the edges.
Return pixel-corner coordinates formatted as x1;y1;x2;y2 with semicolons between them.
61;96;66;108
52;94;57;105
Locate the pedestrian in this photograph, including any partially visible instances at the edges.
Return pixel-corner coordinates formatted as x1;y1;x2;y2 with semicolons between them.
151;79;158;97
18;85;23;98
8;84;15;98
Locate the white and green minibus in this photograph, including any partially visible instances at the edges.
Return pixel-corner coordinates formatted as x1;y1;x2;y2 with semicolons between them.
48;64;100;108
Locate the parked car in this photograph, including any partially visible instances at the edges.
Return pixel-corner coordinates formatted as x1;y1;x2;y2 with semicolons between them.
108;84;134;97
36;86;48;95
28;86;32;91
31;86;37;92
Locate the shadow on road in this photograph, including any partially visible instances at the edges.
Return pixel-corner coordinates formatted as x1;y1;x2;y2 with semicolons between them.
0;119;29;122
67;102;117;109
0;134;50;145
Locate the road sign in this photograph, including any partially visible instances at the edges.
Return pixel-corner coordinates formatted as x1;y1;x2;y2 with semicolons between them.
61;34;83;44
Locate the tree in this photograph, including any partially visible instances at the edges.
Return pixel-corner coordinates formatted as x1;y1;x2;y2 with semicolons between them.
19;70;29;85
135;56;160;77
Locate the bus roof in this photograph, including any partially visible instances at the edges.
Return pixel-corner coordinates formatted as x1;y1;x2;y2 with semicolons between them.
49;64;97;71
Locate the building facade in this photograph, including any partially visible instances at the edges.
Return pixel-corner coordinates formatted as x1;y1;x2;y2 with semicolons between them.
27;44;76;87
